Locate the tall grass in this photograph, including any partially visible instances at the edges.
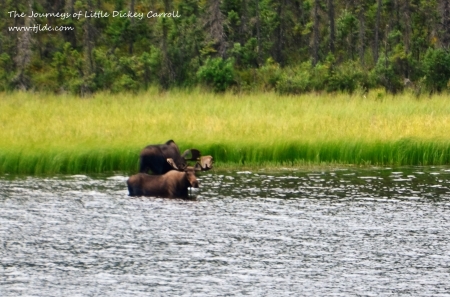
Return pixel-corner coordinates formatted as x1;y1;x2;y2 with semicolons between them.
1;89;450;174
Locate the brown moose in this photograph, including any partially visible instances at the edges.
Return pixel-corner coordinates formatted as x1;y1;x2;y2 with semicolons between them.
139;140;201;174
139;140;213;174
127;165;199;198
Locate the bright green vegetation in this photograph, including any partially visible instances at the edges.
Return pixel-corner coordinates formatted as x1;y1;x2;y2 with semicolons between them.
1;90;450;174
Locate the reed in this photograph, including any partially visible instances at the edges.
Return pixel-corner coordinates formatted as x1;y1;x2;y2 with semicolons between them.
1;89;450;174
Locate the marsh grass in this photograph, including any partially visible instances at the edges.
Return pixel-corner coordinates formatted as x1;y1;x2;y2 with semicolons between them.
1;89;450;174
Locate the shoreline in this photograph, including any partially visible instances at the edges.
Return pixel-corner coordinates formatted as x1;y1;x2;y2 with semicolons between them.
1;139;450;175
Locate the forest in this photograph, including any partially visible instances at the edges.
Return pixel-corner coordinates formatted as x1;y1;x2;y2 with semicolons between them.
1;0;450;95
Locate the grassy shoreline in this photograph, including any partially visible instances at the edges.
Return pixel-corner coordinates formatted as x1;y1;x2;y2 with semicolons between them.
1;90;450;174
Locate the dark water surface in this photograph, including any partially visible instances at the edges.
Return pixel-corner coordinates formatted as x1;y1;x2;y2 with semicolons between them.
1;167;450;296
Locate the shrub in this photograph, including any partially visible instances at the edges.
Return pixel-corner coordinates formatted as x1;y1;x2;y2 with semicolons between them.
422;48;450;93
276;74;311;95
111;74;139;93
371;53;404;94
327;61;366;93
309;62;330;91
0;53;13;91
255;58;282;91
275;62;327;95
197;57;235;92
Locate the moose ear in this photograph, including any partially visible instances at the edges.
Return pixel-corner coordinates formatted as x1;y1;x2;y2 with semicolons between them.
167;158;179;170
182;149;201;161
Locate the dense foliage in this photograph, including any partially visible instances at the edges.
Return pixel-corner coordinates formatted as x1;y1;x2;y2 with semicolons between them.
2;0;450;94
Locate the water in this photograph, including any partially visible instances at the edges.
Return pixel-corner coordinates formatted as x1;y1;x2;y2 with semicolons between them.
1;167;450;296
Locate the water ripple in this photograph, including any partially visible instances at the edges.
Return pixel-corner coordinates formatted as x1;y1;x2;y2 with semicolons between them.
1;167;450;296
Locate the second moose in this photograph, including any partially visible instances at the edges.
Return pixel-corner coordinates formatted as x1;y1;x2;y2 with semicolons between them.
139;139;213;174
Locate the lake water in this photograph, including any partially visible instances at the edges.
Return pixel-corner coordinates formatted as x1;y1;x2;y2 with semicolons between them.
1;167;450;296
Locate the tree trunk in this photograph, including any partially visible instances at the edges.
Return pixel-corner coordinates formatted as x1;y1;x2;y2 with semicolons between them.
255;0;262;66
374;0;382;63
13;0;33;90
82;0;95;96
129;0;135;54
311;0;320;66
403;0;411;53
206;0;227;58
240;0;248;46
275;2;284;65
358;5;366;67
442;0;450;48
328;0;335;54
64;0;77;48
160;0;174;88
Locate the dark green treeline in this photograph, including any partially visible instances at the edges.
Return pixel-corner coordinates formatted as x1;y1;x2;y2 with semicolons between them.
2;0;450;95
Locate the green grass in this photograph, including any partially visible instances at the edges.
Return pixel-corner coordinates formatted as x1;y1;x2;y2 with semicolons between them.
1;88;450;174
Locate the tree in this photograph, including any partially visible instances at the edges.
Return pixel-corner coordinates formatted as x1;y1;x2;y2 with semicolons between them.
440;0;450;48
328;0;335;54
311;0;320;66
81;0;96;95
12;0;33;90
374;0;382;63
357;1;366;67
205;0;227;58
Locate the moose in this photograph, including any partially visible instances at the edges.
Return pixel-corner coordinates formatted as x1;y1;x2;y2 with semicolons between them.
139;140;213;174
127;165;199;198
